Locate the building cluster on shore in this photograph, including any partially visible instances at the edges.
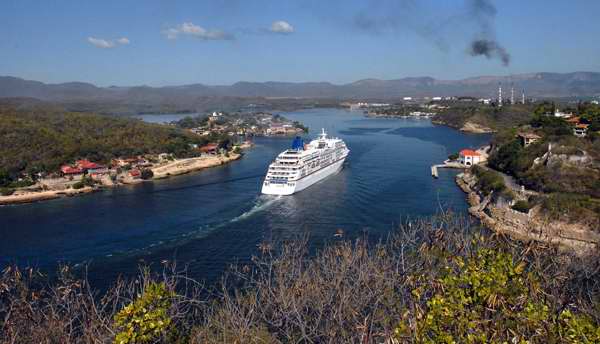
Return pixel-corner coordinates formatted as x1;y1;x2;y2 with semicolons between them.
183;111;306;138
0;140;253;205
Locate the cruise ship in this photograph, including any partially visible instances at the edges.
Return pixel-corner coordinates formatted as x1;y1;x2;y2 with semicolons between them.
261;129;349;195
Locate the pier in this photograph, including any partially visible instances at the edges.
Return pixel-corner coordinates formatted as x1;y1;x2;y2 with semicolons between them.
431;161;468;178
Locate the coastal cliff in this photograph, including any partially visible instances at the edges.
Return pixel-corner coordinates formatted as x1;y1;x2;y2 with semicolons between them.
456;170;600;253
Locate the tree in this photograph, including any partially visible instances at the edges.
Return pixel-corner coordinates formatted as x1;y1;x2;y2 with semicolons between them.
0;169;11;187
140;169;154;180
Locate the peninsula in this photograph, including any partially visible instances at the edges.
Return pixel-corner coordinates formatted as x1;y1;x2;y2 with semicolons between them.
0;101;306;205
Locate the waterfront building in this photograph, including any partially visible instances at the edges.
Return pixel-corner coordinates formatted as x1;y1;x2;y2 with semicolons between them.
60;165;83;176
129;169;141;179
458;149;481;166
199;144;219;155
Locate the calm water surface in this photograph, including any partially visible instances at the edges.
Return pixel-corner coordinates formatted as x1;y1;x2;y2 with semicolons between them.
136;113;199;123
0;109;490;287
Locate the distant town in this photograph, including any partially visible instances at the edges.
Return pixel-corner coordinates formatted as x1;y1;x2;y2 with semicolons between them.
173;111;308;137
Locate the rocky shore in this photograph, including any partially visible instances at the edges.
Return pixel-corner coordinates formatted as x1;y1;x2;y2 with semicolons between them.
456;171;600;254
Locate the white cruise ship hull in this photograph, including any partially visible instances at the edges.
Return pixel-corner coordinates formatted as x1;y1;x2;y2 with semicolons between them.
261;158;345;195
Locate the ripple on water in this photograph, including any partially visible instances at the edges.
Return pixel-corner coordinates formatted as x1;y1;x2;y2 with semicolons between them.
0;109;492;288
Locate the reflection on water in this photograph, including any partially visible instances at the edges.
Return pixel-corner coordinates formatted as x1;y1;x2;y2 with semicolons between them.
0;108;490;287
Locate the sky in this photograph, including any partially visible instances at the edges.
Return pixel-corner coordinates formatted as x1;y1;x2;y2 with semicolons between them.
1;0;600;86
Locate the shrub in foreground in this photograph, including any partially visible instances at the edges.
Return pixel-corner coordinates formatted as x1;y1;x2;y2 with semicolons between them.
1;215;599;343
113;281;174;344
395;237;600;342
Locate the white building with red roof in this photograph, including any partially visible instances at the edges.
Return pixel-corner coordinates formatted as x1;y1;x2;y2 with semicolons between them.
459;149;481;166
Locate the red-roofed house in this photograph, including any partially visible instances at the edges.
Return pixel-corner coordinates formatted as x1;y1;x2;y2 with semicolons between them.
459;149;481;166
129;169;141;178
76;159;100;170
574;123;590;137
199;144;219;155
60;165;83;175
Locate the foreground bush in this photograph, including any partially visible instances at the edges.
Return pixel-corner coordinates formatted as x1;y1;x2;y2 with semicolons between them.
1;215;599;343
113;281;174;344
395;236;600;343
192;216;599;343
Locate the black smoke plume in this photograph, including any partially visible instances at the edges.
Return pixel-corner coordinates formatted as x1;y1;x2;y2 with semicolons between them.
469;39;510;66
467;0;511;66
345;0;511;66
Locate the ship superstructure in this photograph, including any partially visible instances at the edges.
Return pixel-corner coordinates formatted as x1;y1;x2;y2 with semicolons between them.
261;129;349;195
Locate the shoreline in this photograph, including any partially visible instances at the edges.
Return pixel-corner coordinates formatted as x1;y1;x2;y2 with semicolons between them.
455;170;600;254
0;153;244;206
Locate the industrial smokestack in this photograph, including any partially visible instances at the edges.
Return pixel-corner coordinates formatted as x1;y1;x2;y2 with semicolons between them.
498;83;503;107
511;84;515;105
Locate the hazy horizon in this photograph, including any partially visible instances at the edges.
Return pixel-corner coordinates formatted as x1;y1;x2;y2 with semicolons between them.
4;70;600;89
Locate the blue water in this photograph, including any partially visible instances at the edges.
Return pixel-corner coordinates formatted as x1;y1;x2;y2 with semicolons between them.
0;108;490;287
136;113;199;123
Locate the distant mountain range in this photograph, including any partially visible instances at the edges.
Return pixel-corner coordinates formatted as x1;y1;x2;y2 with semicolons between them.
1;72;599;114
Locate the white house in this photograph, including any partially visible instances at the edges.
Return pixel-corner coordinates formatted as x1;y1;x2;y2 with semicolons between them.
574;123;589;137
459;149;481;166
554;108;574;118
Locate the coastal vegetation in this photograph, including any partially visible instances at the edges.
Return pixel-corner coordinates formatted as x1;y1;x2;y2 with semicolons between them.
485;103;600;225
432;102;536;132
471;165;508;196
1;216;598;343
0;103;215;185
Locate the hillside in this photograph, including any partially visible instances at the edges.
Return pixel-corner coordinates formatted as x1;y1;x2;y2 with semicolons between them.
1;72;600;115
0;102;208;182
432;102;537;132
484;105;600;226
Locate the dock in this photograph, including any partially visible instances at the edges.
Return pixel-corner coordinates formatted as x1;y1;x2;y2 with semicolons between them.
431;161;468;178
431;165;440;178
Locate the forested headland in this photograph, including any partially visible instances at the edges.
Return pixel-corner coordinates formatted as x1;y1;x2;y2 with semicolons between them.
485;102;600;224
0;102;216;185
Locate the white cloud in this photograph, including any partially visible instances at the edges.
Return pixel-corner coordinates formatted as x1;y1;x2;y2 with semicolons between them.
270;21;294;34
87;37;115;49
87;36;130;48
162;22;234;40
